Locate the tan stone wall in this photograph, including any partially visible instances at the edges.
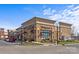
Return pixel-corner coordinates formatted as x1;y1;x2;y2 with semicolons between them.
60;27;71;37
35;22;55;42
19;17;72;43
59;23;72;40
22;24;35;41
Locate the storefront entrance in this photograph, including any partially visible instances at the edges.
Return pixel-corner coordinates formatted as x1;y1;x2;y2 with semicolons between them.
40;30;52;42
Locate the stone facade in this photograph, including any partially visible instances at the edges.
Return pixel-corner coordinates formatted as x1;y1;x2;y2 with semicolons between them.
16;17;72;43
59;22;72;40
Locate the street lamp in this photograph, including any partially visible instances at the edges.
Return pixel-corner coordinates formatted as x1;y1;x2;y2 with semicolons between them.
21;27;24;45
56;22;59;45
56;25;59;45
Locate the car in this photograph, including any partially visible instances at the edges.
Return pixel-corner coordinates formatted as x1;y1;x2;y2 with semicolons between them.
4;38;9;42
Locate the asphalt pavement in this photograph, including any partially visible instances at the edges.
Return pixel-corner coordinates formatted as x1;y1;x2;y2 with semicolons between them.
0;40;20;46
0;40;79;54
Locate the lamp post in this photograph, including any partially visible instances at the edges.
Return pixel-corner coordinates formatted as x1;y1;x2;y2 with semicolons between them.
21;27;23;45
56;22;59;45
56;25;59;45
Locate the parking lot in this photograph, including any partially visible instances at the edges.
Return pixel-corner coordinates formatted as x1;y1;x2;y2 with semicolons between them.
0;40;79;54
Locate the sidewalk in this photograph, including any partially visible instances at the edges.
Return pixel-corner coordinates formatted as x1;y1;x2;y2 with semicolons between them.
31;42;61;46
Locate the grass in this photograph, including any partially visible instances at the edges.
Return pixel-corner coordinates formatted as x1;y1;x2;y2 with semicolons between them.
58;40;79;45
19;40;79;46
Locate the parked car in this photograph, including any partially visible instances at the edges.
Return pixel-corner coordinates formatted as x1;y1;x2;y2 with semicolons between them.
4;36;16;42
4;38;9;42
9;36;16;42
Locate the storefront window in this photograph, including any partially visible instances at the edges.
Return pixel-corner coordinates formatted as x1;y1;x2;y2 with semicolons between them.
40;30;50;40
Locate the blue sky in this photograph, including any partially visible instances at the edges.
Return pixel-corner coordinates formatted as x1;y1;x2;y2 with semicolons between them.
0;4;47;29
0;4;79;33
0;4;68;29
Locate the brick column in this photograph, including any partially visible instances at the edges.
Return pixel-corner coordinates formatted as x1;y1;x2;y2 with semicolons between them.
35;23;41;42
51;26;55;43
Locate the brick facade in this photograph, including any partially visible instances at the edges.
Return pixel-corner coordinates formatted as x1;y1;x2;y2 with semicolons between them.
0;28;4;39
16;17;72;43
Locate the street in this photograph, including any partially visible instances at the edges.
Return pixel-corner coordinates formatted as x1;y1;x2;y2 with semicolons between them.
0;40;79;54
0;40;20;46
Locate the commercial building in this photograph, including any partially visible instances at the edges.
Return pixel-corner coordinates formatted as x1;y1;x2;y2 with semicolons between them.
16;17;72;43
0;28;4;39
0;28;9;39
59;22;72;40
4;30;8;39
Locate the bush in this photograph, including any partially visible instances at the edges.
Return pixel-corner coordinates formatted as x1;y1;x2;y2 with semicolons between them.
66;40;74;42
41;39;50;43
62;43;65;46
59;40;79;44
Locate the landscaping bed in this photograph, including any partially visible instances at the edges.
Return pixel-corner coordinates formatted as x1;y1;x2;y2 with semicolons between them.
58;40;79;45
21;42;43;46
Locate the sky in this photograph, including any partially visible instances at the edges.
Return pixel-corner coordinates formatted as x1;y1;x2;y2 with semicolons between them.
0;4;79;34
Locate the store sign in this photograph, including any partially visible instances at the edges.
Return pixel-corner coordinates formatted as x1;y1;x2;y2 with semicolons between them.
41;26;51;29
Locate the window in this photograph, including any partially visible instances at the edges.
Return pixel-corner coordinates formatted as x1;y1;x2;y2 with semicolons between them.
40;30;50;40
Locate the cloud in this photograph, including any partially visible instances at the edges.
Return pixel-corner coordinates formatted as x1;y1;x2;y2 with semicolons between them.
42;5;79;34
43;8;56;16
43;8;52;15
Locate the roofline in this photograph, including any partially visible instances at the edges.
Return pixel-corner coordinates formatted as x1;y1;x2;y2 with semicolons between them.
22;17;56;25
21;17;35;25
34;17;56;23
59;22;72;26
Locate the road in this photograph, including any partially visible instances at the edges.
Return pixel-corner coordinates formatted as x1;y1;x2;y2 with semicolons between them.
0;40;79;54
0;40;19;46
